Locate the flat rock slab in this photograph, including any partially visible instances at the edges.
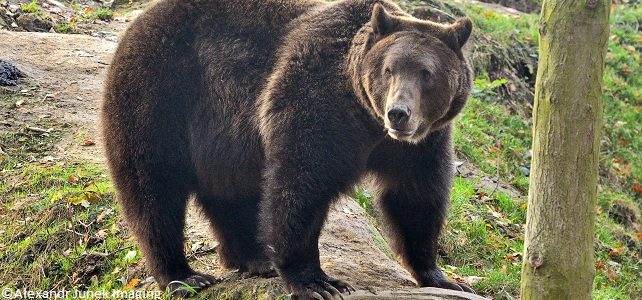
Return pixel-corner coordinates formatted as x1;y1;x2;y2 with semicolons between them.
347;287;489;300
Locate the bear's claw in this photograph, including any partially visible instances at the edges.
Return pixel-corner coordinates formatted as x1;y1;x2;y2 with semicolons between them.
437;280;475;293
166;272;218;297
289;276;355;300
416;268;475;294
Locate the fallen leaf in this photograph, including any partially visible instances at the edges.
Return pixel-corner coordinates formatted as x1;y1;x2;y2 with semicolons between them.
96;209;112;222
500;264;508;274
623;164;631;176
68;175;79;183
464;276;485;286
191;241;204;252
506;252;522;263
39;156;56;164
124;278;139;290
67;196;88;206
635;232;642;240
596;260;604;270
609;244;624;257
631;183;642;194
51;192;63;202
84;191;101;203
95;229;108;239
83;181;102;203
606;269;618;281
613;121;626;128
124;250;137;263
82;139;95;146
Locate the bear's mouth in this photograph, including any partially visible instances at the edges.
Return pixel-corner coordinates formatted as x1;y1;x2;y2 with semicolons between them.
387;128;416;138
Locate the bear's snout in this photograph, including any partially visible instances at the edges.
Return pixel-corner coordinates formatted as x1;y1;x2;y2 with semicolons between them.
387;105;411;130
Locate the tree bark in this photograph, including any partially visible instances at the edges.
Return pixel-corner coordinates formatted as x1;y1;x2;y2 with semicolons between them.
521;1;611;299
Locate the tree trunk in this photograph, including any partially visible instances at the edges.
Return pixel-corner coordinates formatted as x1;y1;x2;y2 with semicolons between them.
521;1;611;299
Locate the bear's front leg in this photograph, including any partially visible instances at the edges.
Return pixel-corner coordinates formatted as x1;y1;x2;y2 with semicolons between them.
369;127;473;293
376;185;473;293
259;133;360;299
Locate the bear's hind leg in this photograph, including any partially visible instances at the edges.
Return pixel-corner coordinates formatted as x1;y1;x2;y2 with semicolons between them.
197;196;276;277
116;178;216;296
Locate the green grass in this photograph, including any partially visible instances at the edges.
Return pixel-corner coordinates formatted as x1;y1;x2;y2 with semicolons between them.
438;2;642;299
0;91;143;292
464;4;540;45
354;187;376;217
93;8;114;21
20;0;40;15
0;160;143;291
454;89;532;186
601;5;642;200
439;177;525;297
55;22;74;34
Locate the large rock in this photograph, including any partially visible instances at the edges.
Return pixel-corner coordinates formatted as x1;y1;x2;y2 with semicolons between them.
15;13;53;32
0;59;24;86
347;288;489;300
0;7;13;29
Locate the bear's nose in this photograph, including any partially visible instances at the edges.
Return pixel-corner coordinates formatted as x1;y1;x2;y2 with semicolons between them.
387;105;411;128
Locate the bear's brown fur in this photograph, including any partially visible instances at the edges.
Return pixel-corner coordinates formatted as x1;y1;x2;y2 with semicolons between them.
101;0;473;298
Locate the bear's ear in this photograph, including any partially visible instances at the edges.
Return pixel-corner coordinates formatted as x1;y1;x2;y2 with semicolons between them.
371;4;399;41
442;17;473;51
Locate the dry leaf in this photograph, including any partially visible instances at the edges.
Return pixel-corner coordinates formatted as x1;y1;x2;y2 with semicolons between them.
506;252;522;263
84;191;101;203
67;196;87;206
82;139;95;146
596;260;604;270
631;183;642;194
97;209;112;222
51;192;63;202
68;175;79;183
96;229;108;239
609;245;624;257
124;250;137;263
606;269;618;281
83;181;102;203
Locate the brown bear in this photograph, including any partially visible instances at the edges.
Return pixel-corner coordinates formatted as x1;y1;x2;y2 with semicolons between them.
101;0;473;298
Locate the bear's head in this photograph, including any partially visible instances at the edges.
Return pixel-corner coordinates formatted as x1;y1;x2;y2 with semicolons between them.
354;4;473;143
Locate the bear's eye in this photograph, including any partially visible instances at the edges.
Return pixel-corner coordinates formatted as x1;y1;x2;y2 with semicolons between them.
421;69;431;80
384;68;392;76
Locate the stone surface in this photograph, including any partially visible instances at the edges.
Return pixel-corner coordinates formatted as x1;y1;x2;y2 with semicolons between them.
15;13;53;32
347;288;488;300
